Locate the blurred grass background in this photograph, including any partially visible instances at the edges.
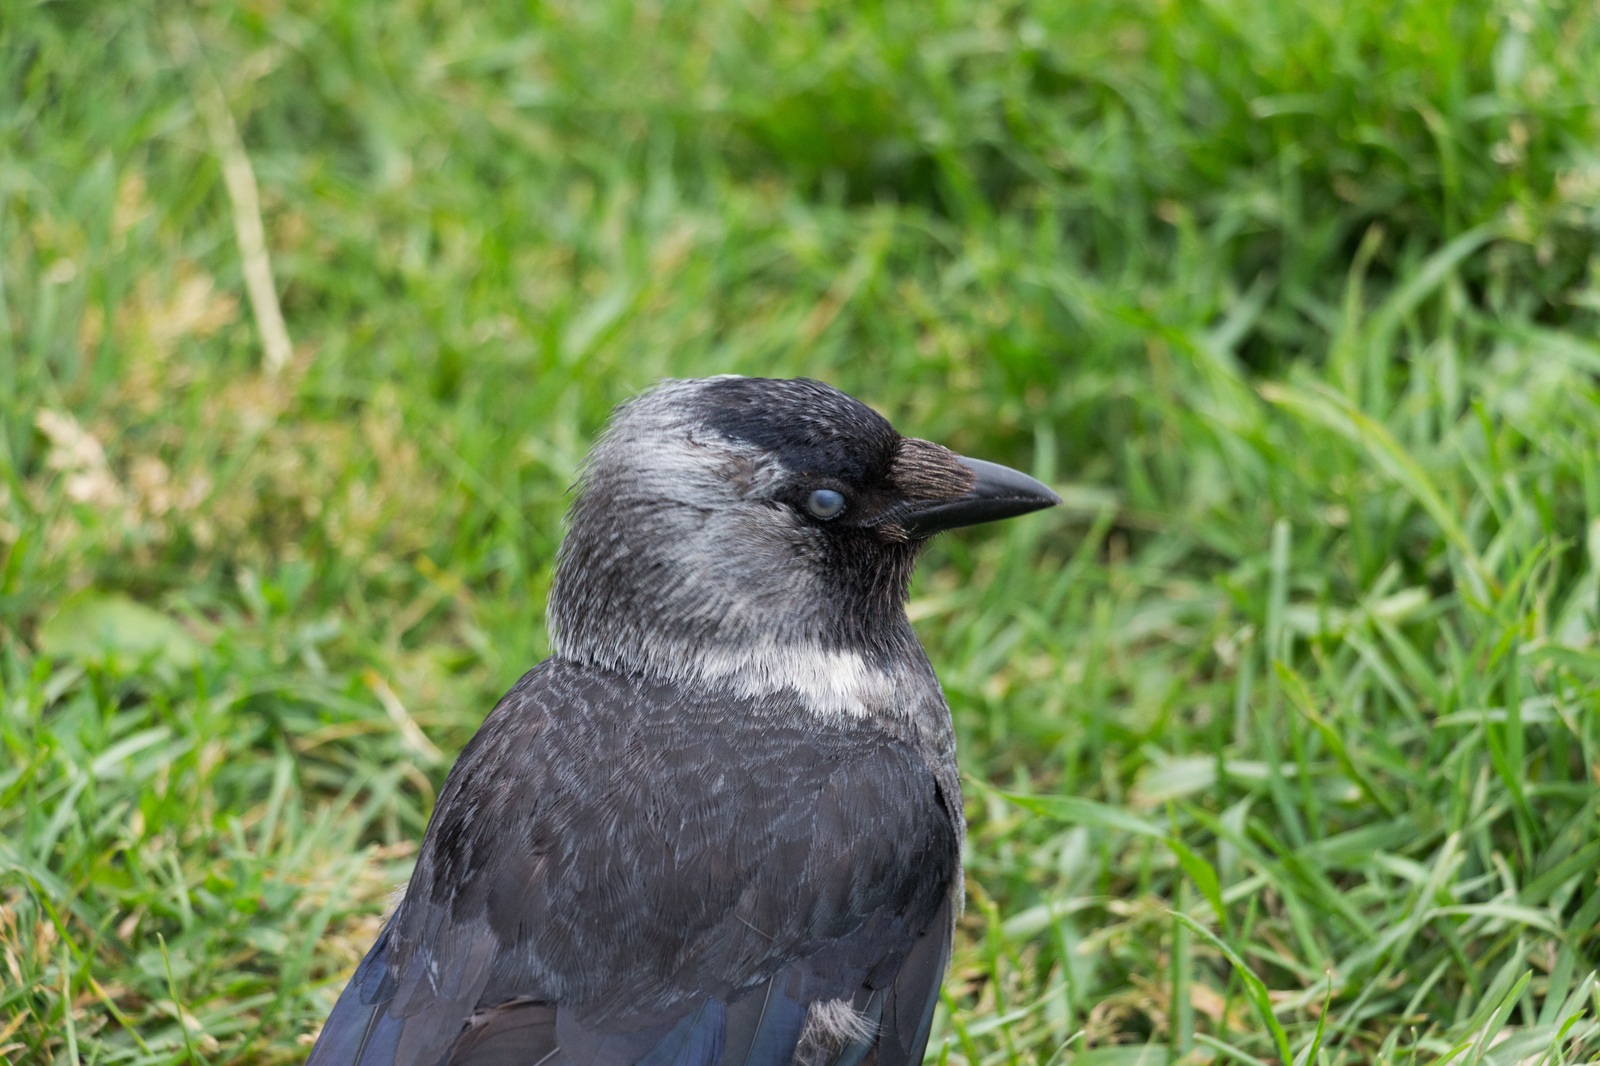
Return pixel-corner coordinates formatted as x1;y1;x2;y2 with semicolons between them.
6;0;1600;1063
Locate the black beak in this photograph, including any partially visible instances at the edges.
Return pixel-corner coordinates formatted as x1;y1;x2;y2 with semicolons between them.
901;456;1061;539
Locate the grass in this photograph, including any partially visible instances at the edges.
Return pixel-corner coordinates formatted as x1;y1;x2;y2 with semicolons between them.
4;0;1600;1062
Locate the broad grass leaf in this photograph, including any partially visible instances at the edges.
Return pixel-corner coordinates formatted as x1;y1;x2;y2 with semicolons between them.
998;791;1165;839
39;592;200;671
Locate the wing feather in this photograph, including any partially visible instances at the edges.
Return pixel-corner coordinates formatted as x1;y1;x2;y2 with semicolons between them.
307;927;402;1066
872;900;953;1066
447;1001;558;1066
719;976;809;1066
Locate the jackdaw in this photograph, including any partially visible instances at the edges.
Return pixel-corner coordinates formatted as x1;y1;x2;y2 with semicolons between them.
307;376;1059;1066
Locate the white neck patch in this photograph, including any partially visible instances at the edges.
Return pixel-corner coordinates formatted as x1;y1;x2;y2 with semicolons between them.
565;637;910;720
688;640;903;719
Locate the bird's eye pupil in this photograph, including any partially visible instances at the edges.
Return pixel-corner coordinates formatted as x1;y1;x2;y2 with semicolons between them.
806;489;846;519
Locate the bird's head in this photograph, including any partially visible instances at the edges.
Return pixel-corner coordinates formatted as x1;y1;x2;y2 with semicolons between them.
548;377;1058;715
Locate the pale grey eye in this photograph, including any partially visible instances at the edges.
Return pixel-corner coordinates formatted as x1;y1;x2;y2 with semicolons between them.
806;488;846;519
